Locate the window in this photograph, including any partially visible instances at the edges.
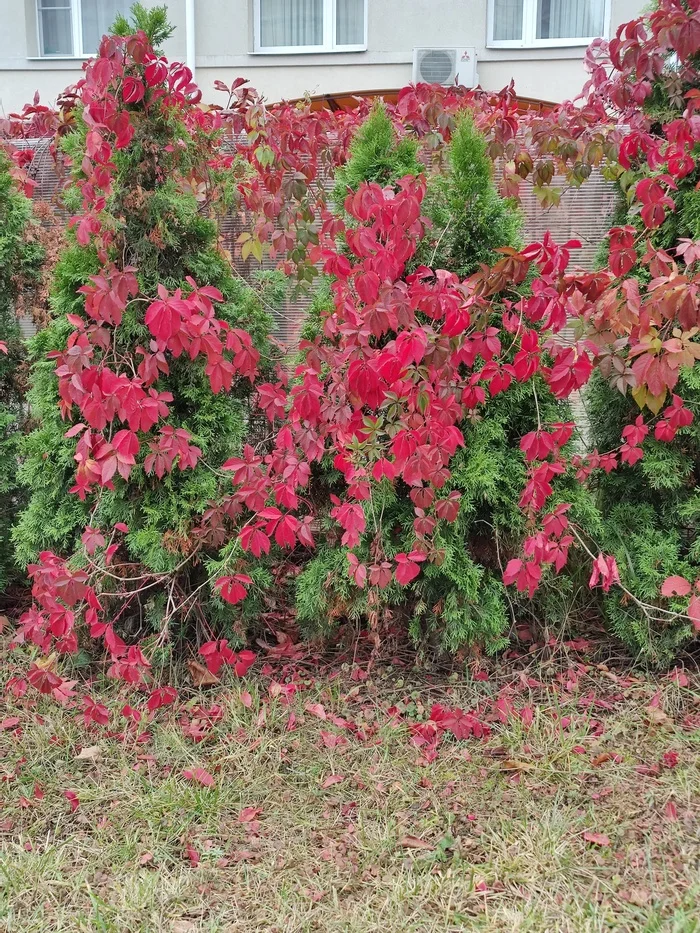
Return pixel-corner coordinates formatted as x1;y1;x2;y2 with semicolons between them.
254;0;367;53
37;0;126;57
488;0;609;47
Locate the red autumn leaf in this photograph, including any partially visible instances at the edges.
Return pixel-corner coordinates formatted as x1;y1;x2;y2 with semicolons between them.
321;774;345;788
661;575;691;598
238;806;262;823
183;767;215;787
63;790;80;812
688;594;700;631
305;702;327;720
583;831;610;847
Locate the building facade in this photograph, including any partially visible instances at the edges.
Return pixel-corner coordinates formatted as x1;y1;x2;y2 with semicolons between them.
1;1;644;114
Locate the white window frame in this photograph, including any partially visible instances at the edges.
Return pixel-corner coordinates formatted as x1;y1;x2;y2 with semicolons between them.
253;0;368;54
37;0;112;58
487;0;611;49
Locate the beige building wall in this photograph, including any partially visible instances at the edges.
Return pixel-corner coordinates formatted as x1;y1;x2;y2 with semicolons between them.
1;0;643;115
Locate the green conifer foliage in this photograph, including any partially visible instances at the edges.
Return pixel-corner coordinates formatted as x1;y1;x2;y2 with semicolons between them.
583;61;700;664
295;106;592;654
13;8;281;644
0;149;44;591
331;101;424;209
418;112;522;276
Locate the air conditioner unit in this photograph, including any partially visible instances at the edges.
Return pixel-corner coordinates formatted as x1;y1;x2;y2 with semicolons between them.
412;47;477;88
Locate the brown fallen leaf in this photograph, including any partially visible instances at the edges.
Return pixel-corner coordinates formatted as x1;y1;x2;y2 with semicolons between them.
76;745;101;761
619;886;651;906
399;835;435;851
501;759;536;772
187;660;220;687
646;706;670;726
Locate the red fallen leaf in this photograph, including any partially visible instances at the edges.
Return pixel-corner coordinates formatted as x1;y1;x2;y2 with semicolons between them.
33;783;44;800
0;718;20;731
240;691;253;708
321;774;344;788
661;575;691;598
668;668;689;687
183;767;214;787
636;763;661;777
664;800;678;821
138;851;154;866
662;750;679;769
305;702;327;720
63;790;79;812
319;730;346;749
583;831;610;847
185;844;200;866
238;806;262;823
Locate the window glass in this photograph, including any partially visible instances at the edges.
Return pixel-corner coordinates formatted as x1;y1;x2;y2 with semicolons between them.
39;0;73;55
537;0;605;39
260;0;324;48
493;0;524;41
81;0;125;53
336;0;364;45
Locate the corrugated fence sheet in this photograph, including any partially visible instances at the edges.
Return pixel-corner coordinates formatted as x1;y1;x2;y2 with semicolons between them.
14;136;618;353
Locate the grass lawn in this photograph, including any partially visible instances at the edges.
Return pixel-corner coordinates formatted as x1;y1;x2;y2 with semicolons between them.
1;644;700;932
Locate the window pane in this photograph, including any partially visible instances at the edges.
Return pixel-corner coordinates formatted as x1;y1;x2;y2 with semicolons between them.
336;0;364;45
537;0;605;39
493;0;523;40
40;7;73;55
81;0;125;53
260;0;324;47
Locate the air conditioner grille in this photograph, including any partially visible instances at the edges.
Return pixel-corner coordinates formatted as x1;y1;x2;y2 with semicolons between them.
418;49;455;84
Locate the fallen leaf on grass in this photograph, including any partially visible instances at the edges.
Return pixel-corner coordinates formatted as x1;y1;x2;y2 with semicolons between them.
76;745;101;761
501;759;535;772
646;705;671;726
63;790;79;812
320;730;346;749
0;718;20;731
186;660;220;687
305;702;327;720
321;774;345;788
619;886;651;906
238;807;262;823
399;835;434;851
664;800;678;821
240;691;253;708
183;767;214;787
583;831;610;847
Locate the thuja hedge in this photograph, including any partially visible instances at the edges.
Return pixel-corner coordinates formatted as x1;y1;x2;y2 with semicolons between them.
294;103;600;655
5;2;700;688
